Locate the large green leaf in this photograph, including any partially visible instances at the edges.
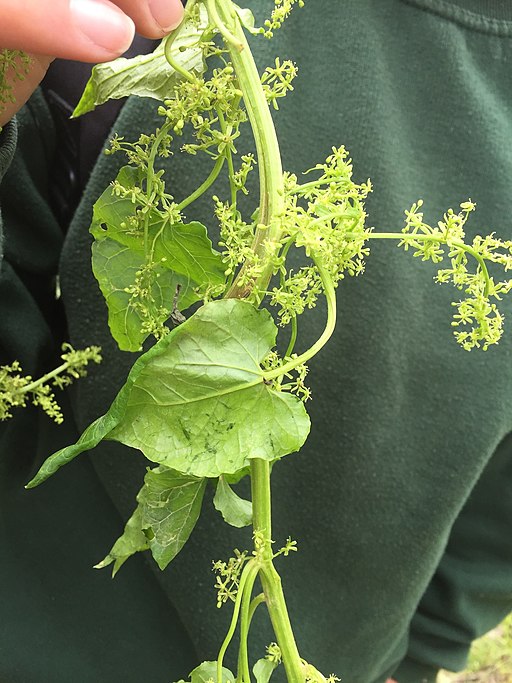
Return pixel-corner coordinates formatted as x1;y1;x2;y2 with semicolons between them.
73;7;209;117
108;301;310;477
96;466;206;574
90;166;225;351
27;300;311;486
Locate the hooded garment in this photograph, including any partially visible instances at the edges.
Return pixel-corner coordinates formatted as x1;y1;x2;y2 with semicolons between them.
1;2;512;682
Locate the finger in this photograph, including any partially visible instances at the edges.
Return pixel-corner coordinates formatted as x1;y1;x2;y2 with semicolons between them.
113;0;184;38
0;0;136;63
0;55;53;128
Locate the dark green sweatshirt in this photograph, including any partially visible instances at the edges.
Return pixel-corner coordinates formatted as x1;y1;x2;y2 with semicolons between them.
1;2;512;682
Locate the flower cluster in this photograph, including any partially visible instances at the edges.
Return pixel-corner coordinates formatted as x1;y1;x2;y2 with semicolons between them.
103;56;256;336
107;130;173;171
0;49;32;125
274;537;298;558
123;261;173;340
158;65;246;158
232;153;256;194
270;147;371;325
400;200;512;350
215;197;257;278
261;351;311;401
263;0;305;38
303;665;340;683
0;344;101;423
212;548;248;607
265;643;282;664
261;58;298;110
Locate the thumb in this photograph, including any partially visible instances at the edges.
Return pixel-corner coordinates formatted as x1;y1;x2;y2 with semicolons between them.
0;0;136;63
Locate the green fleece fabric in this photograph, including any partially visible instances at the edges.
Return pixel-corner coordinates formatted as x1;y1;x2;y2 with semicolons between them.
0;97;197;682
2;1;512;682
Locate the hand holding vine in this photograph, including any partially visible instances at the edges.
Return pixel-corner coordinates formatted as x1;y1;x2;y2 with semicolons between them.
0;0;184;127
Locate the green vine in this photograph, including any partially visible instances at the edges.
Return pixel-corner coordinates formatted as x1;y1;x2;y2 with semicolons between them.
21;2;512;682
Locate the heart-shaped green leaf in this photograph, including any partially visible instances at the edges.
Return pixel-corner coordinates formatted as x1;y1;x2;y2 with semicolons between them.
27;300;310;487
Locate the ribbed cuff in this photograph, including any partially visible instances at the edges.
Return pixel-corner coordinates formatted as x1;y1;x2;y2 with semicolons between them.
444;0;512;20
402;0;512;35
392;657;439;683
0;118;17;184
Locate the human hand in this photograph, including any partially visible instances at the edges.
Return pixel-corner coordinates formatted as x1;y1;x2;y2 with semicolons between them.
0;0;184;127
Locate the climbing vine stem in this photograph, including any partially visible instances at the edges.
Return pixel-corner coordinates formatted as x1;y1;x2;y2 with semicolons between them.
205;3;306;678
212;0;286;299
250;458;304;683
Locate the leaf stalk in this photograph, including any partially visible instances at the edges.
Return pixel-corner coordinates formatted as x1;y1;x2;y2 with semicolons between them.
263;254;337;381
217;559;259;683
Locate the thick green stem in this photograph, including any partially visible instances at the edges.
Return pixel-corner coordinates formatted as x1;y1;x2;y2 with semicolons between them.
250;459;304;683
208;3;304;680
212;0;285;298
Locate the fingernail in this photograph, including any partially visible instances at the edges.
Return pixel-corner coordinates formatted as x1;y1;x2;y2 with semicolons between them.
70;0;135;53
148;0;184;32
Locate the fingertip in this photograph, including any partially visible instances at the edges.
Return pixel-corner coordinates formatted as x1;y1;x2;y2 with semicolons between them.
148;0;184;33
112;0;185;39
70;0;135;59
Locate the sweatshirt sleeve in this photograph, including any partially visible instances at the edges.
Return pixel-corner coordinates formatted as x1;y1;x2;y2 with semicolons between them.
0;119;18;262
0;94;62;369
0;97;198;683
